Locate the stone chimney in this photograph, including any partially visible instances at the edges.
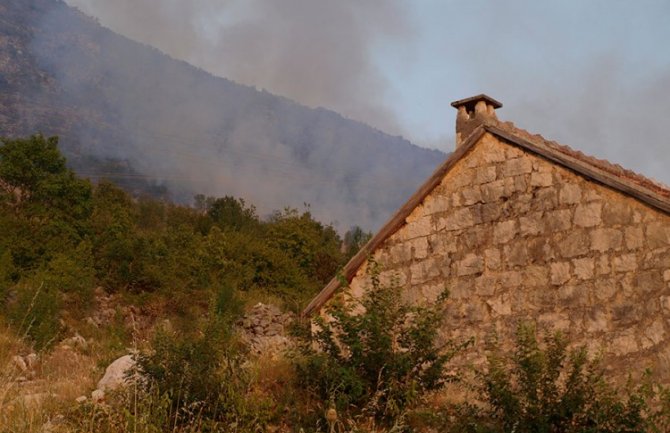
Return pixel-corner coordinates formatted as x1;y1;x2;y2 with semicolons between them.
451;94;502;148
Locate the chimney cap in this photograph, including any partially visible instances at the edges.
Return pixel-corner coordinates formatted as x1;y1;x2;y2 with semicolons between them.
451;94;503;111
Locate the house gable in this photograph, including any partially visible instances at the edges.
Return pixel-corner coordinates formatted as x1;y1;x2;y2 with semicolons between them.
306;121;670;381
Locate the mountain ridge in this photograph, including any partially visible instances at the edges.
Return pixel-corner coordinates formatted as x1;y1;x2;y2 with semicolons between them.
0;0;446;230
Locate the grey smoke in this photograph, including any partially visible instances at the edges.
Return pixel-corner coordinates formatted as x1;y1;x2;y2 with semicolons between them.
64;0;412;137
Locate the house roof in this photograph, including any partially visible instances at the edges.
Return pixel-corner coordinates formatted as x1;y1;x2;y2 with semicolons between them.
302;120;670;317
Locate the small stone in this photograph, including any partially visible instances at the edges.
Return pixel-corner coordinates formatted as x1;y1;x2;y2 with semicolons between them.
91;389;105;404
12;355;27;372
25;353;38;369
75;395;88;404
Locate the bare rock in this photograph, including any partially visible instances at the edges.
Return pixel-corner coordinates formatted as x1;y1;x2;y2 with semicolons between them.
91;389;105;404
97;355;136;391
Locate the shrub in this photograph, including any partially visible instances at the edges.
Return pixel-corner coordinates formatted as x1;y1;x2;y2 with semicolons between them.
295;260;465;425
6;279;62;350
452;323;670;433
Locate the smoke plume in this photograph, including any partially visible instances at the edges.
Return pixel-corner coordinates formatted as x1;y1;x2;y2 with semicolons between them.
64;0;412;136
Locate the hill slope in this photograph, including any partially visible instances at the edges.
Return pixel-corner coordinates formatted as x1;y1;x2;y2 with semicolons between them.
0;0;445;230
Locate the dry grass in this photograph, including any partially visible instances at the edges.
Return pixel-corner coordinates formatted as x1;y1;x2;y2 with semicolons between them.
0;324;115;433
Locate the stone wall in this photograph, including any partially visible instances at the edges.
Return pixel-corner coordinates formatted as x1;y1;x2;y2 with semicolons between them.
344;132;670;382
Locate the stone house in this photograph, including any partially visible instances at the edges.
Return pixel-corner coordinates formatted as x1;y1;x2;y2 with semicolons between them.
303;94;670;383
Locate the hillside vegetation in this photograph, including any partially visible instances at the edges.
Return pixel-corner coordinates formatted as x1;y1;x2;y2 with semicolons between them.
0;0;444;230
1;135;670;432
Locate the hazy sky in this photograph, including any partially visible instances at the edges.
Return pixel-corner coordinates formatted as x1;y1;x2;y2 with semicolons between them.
64;0;670;185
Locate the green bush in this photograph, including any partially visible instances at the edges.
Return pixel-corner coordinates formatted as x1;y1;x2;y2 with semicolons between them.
452;323;670;433
296;260;465;425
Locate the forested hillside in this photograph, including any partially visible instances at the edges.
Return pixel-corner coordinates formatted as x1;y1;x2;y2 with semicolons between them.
0;0;444;231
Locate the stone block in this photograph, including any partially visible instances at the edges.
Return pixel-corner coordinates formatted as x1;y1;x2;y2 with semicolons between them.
480;203;502;223
410;257;441;285
585;308;609;333
551;262;571;285
388;242;412;264
428;232;458;254
523;265;549;287
558;230;590;258
493;220;518;244
504;175;528;196
538;312;571;331
502;157;533;177
664;270;670;282
635;270;664;294
590;228;623;252
593;278;617;302
423;195;450;215
505;242;529;267
533;187;559;211
408;237;429;260
461;186;483;205
500;271;522;288
474;275;497;297
451;192;462;207
572;257;595;280
596;256;611;276
520;212;544;236
624;227;644;250
441;165;475;188
559;184;582;205
438;208;475;231
457;253;484;276
474;166;497;184
544;209;572;231
481;180;505;203
574;202;602;228
401;216;433;240
602;201;633;226
484;248;501;270
646;223;670;249
530;172;553;187
643;319;666;348
611;332;639;356
611;254;637;273
486;294;512;316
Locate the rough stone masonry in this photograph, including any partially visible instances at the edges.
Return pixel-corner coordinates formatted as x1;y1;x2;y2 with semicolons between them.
343;130;670;383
